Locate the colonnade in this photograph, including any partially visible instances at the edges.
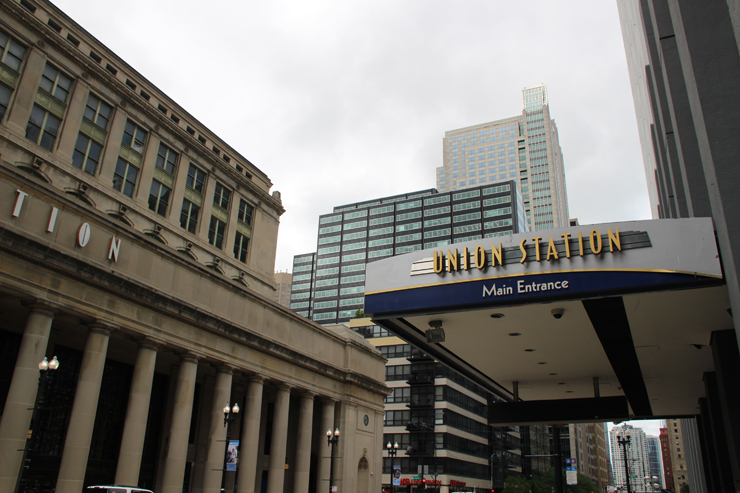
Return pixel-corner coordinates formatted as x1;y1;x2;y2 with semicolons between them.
0;302;343;493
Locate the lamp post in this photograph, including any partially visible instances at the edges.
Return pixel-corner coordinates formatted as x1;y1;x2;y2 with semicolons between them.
387;441;399;493
19;356;60;492
645;476;659;493
616;432;632;493
221;402;240;493
327;428;340;493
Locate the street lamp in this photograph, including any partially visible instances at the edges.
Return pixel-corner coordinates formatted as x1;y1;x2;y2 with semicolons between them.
645;476;659;493
616;432;632;493
327;428;340;493
387;441;399;493
221;402;240;492
19;356;60;492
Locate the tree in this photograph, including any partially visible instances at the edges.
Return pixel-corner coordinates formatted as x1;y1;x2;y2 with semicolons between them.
354;308;365;318
679;483;690;493
503;474;533;493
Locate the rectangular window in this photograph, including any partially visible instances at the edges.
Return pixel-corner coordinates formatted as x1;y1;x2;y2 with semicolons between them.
482;184;511;195
397;200;421;211
343;220;367;230
317;256;339;265
396;245;421;254
396;211;422;221
424;217;451;228
313;312;336;321
314;300;338;309
213;182;231;210
340;297;364;306
234;232;249;263
454;224;481;234
425;240;450;249
396;222;421;232
318;246;341;255
319;225;342;234
72;134;102;175
368;249;392;258
342;242;366;251
122;119;148;154
293;265;312;273
180;199;200;234
396;233;422;243
208;216;227;249
341;263;365;273
315;279;338;289
148;180;171;217
340;286;364;295
291;292;310;300
113;157;139;198
318;235;340;245
343;231;367;241
369;238;393;247
342;252;366;262
320;214;342;224
0;29;26;74
83;93;113;130
341;274;365;284
344;210;367;220
316;267;339;276
452;201;480;212
293;274;311;281
237;199;254;225
26;104;62;150
156;143;178;174
424;206;450;217
294;255;313;264
314;289;338;298
484;218;513;229
483;196;511;207
338;310;357;318
369;216;394;226
453;212;481;223
484;207;512;218
453;190;481;200
290;302;310;309
424;228;450;239
186;164;206;193
454;234;482;243
369;227;393;236
370;205;394;215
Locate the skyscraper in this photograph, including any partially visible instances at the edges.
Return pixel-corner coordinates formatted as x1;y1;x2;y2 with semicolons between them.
610;424;650;493
436;84;569;231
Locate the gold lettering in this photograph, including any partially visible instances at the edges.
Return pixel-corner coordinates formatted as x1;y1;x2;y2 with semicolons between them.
532;237;542;261
462;247;469;270
589;229;603;254
475;246;486;269
561;233;571;258
519;238;527;264
491;243;503;267
433;250;444;273
546;236;559;260
578;231;584;256
608;227;621;252
447;249;458;272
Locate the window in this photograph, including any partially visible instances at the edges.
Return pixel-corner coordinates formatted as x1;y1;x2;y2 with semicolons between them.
156;143;178;174
84;94;112;130
180;199;200;233
238;199;254;225
122;120;148;153
0;30;26;72
39;63;72;102
186;164;206;193
234;232;250;263
26;104;62;150
148;180;171;217
208;216;226;249
72;134;102;175
213;182;231;210
113;157;139;198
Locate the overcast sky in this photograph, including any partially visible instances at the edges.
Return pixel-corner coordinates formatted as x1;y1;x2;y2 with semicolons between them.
53;0;652;272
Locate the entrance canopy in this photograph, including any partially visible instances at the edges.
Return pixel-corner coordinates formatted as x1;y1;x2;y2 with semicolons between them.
364;218;729;424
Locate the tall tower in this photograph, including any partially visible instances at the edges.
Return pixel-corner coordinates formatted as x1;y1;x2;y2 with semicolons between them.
610;424;650;493
436;84;569;231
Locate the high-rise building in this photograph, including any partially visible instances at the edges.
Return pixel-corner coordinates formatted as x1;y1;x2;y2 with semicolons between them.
646;435;664;489
610;424;650;493
436;84;569;231
660;427;675;491
273;271;292;307
349;317;525;492
617;2;740;491
290;183;527;324
568;422;610;492
666;419;690;492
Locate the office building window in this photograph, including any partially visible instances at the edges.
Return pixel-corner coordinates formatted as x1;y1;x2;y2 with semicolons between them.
238;199;254;225
208;216;226;249
26;104;62;151
156;143;178;174
113;157;139;198
234;232;249;263
148;180;171;217
72;134;102;175
83;93;112;129
122;119;148;153
186;163;206;193
0;29;25;72
180;199;200;234
213;182;231;209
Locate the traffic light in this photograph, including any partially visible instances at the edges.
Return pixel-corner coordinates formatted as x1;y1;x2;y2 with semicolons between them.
421;478;427;490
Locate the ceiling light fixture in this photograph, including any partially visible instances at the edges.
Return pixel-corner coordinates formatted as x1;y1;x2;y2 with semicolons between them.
490;313;505;319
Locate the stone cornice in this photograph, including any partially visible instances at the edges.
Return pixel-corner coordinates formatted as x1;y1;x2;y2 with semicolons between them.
0;0;285;218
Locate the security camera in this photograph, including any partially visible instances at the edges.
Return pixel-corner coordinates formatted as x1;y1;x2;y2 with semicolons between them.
551;308;564;319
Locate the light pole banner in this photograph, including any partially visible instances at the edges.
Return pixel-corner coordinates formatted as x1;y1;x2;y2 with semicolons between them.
226;440;239;471
393;465;401;486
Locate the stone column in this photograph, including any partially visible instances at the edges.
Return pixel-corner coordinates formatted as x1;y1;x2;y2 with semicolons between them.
237;376;264;493
56;324;112;493
5;47;45;135
202;367;234;493
267;385;291;493
115;339;159;486
160;353;200;493
0;303;54;493
293;392;315;493
316;399;336;493
191;373;216;493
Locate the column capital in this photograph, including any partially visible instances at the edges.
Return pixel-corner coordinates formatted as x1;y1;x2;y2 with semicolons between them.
86;322;116;336
178;351;202;364
247;374;265;383
297;390;317;400
137;337;162;351
215;364;236;375
21;298;59;317
274;383;292;393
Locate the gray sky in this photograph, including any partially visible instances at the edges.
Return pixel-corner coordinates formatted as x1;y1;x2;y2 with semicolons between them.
53;0;652;272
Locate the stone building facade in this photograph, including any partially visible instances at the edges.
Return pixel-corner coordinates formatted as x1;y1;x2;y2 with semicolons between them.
0;1;388;493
